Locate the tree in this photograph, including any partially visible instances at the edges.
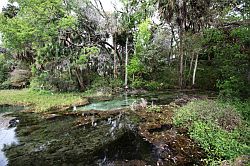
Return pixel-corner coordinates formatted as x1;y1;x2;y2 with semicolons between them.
158;0;247;88
115;0;157;87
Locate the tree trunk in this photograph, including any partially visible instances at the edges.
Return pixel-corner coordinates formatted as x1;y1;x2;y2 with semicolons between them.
125;37;128;87
75;69;85;91
169;25;174;65
113;34;118;79
188;52;194;84
179;28;184;89
192;53;199;87
183;52;188;87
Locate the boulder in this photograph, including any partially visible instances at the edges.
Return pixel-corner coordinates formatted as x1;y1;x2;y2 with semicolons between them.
10;69;31;88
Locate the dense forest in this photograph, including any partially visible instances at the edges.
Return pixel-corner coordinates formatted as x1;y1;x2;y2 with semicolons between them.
0;0;249;98
0;0;249;166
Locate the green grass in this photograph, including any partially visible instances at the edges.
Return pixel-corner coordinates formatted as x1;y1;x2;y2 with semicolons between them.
173;100;250;165
0;89;85;112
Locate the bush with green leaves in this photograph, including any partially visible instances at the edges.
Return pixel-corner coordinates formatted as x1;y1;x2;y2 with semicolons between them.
201;27;250;99
0;54;12;89
130;78;145;89
173;100;249;164
0;54;9;83
30;70;77;92
85;75;123;94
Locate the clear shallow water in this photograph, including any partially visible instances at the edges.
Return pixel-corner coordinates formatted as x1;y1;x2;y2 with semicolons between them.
78;90;216;111
0;127;18;166
0;106;23;166
78;92;177;111
78;98;137;111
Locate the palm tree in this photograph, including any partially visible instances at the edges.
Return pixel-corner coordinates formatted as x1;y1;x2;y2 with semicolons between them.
158;0;187;88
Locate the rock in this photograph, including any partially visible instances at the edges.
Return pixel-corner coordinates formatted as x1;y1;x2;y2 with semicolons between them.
43;114;61;120
9;118;20;128
130;98;147;111
233;155;249;166
10;69;31;88
73;99;89;107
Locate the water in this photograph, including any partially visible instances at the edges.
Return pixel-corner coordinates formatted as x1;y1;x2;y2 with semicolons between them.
0;127;18;166
4;110;158;165
79;98;137;111
0;105;23;166
2;91;212;165
78;92;177;111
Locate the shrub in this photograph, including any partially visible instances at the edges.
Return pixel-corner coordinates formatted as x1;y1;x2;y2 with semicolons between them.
86;76;123;95
173;100;249;164
145;81;162;91
190;121;248;160
0;54;9;85
131;78;145;89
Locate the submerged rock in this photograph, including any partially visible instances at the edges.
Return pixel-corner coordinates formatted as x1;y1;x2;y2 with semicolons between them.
8;118;20;128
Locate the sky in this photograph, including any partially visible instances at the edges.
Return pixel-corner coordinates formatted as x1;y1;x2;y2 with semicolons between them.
0;0;8;12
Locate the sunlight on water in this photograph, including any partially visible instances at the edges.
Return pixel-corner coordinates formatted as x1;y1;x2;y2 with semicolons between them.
0;106;22;166
0;127;18;166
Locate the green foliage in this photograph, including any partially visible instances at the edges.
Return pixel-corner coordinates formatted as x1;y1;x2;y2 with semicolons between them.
217;76;244;100
128;19;156;88
130;78;145;89
232;100;250;122
195;63;219;90
146;105;161;113
135;19;152;54
58;16;76;30
127;56;144;77
0;0;65;51
86;76;123;93
128;19;152;79
145;81;162;91
109;78;123;89
30;70;77;92
119;0;155;31
30;72;52;91
202;29;225;44
191;121;248;160
173;100;250;164
76;46;100;65
0;54;8;84
0;53;13;89
201;27;250;99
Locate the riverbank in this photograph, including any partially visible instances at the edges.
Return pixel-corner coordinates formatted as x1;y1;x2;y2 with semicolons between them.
1;95;206;166
0;89;87;112
0;89;249;165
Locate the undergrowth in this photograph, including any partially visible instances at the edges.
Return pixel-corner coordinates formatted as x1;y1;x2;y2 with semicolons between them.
173;100;250;165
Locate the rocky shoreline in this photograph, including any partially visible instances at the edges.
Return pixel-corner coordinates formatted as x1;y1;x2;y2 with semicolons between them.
1;95;207;166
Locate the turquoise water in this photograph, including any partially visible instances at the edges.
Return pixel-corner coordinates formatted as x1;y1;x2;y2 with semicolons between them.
78;98;137;111
78;92;176;111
